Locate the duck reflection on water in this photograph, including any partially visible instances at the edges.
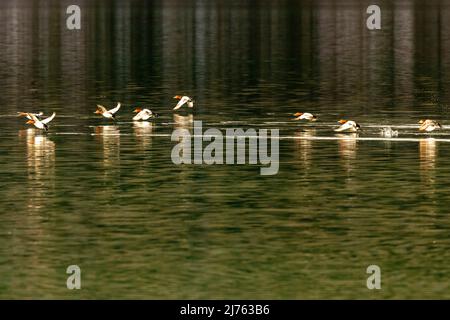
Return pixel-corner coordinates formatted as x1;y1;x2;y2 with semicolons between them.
133;121;153;150
294;129;316;170
173;114;194;131
336;133;358;176
19;128;56;212
420;138;437;168
94;125;120;169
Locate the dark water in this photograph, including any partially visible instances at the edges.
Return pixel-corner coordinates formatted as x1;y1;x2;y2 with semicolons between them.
1;0;450;299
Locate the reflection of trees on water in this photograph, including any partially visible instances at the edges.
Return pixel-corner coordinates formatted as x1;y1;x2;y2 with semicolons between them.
393;1;414;107
1;1;449;115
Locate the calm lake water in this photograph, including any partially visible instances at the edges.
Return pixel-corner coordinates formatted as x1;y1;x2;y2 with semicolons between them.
1;0;450;299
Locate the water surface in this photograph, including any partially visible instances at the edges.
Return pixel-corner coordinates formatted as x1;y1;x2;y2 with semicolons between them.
1;0;450;299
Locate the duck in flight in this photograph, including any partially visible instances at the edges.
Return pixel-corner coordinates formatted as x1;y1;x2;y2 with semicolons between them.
334;119;361;132
133;108;158;121
25;112;56;131
419;119;441;132
293;112;317;122
94;103;121;120
173;95;194;110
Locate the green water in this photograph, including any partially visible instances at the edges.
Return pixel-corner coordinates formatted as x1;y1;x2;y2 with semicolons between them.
1;0;450;299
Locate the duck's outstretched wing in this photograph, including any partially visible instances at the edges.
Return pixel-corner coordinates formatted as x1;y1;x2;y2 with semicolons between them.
419;120;431;131
133;111;144;121
173;97;189;110
28;113;40;122
18;112;34;120
108;102;121;115
41;112;56;124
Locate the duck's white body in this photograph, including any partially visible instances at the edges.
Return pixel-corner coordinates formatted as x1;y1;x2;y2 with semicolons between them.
95;103;121;119
335;120;361;133
419;120;441;132
173;96;194;110
26;112;56;131
293;112;317;121
133;108;156;121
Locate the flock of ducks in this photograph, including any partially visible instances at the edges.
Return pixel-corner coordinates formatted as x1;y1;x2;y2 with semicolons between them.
292;112;443;135
17;96;442;135
17;95;194;131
